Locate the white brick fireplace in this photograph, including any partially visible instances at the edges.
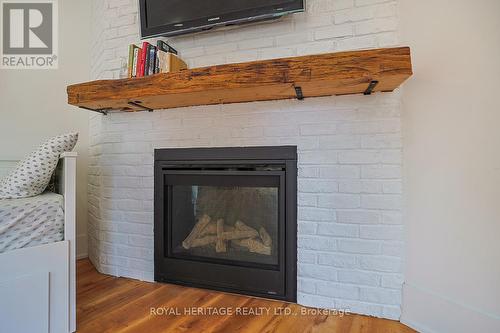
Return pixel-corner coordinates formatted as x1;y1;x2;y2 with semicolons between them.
88;0;404;319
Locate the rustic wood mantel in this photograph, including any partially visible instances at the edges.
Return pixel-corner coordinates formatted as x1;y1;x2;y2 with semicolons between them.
67;46;412;114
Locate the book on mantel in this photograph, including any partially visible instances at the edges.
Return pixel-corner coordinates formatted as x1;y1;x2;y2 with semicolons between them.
127;44;140;78
127;40;186;78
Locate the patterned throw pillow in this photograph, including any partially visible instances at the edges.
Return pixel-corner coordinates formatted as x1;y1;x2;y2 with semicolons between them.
0;133;78;199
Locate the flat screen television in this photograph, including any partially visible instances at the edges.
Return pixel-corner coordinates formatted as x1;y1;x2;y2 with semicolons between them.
139;0;305;39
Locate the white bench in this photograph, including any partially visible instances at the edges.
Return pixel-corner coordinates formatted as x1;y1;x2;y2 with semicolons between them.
0;152;77;333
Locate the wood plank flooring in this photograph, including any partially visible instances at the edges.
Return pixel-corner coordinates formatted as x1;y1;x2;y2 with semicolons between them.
77;259;417;333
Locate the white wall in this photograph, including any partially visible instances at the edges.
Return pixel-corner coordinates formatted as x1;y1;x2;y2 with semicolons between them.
399;0;500;332
0;0;91;258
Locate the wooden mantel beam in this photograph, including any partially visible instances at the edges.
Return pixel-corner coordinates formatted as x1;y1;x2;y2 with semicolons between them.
67;47;412;113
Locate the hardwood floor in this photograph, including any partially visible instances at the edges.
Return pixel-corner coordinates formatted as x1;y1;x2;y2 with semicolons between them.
77;259;417;333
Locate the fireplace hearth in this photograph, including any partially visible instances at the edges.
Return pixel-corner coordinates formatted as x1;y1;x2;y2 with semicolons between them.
154;146;297;301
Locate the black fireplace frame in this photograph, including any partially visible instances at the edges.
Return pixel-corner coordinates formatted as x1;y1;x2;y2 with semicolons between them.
154;146;297;302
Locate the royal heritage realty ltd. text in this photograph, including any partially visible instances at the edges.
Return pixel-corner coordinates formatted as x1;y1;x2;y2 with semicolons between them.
150;306;350;317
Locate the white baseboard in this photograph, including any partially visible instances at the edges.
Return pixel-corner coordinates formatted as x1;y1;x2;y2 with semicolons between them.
401;283;500;333
76;253;88;260
76;234;88;260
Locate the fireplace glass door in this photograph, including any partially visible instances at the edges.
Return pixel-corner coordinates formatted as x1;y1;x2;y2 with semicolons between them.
165;171;283;268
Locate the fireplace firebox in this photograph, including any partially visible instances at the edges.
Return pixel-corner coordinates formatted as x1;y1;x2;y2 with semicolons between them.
154;146;297;301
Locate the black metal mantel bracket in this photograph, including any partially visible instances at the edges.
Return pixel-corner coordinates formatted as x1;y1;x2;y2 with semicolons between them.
128;101;154;112
294;86;304;100
78;101;155;115
78;106;110;115
363;80;379;95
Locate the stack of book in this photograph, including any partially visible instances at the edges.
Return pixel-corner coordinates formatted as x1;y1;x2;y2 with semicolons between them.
127;40;187;78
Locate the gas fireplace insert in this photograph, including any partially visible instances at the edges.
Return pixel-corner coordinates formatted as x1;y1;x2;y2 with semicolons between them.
154;146;297;301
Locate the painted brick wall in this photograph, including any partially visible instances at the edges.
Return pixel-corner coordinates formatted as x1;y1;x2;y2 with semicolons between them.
88;0;404;319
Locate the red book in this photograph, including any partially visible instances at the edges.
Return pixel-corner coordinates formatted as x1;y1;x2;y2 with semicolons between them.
137;42;150;77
